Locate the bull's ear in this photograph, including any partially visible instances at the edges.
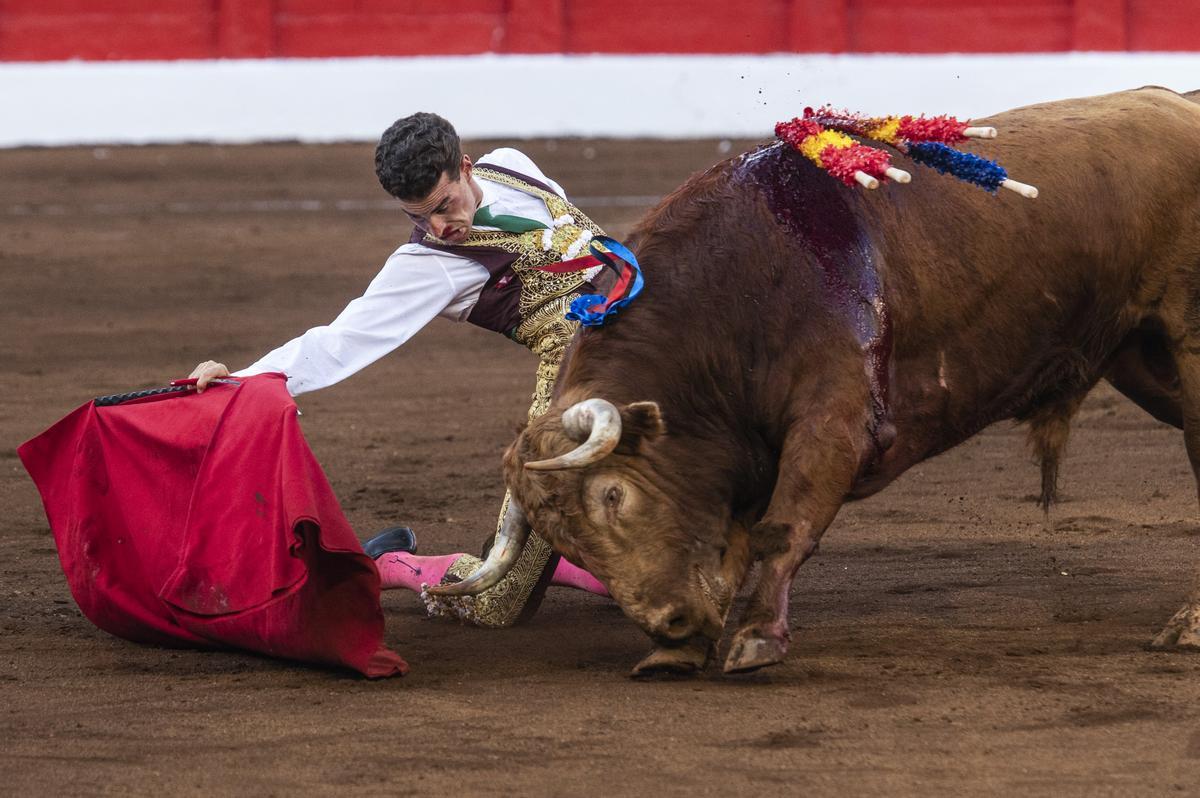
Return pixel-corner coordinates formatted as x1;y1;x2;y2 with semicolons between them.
620;401;665;444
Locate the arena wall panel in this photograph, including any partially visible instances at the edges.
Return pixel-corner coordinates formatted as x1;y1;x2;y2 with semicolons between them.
0;0;1197;62
4;52;1199;146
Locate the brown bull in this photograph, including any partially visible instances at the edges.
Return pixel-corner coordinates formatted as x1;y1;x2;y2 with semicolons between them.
436;87;1200;675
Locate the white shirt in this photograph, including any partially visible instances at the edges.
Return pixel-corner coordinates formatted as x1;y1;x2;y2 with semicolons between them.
234;148;568;396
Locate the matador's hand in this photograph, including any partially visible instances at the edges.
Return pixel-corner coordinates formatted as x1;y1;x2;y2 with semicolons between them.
188;360;231;392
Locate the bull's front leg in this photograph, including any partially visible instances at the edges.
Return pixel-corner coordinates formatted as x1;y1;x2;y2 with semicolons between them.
724;417;862;674
1149;345;1200;650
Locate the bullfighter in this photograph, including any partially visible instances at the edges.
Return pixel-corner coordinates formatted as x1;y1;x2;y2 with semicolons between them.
190;112;609;627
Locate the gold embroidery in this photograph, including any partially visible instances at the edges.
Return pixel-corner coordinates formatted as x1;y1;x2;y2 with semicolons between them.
418;168;606;346
423;495;558;628
419;168;605;627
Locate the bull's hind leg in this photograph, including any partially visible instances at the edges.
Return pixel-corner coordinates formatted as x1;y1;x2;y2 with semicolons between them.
1152;604;1200;649
1104;326;1183;429
1149;343;1200;650
724;421;860;673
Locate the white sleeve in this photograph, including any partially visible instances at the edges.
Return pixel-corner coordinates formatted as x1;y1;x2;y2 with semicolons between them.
234;248;464;396
481;147;566;199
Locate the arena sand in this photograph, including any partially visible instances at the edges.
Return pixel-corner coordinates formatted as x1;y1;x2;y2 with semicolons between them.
2;141;1199;795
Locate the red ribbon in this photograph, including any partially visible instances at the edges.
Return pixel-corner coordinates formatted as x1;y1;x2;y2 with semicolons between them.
532;253;633;314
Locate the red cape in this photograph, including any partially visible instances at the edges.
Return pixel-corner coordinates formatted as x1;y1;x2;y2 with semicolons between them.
18;373;406;678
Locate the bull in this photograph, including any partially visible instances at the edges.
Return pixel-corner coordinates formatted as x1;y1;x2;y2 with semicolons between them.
433;87;1200;675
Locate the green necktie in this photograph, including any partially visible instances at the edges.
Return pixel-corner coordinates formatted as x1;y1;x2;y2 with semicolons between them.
473;204;548;233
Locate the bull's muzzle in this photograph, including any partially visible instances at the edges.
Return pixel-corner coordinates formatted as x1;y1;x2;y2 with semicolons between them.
639;596;725;649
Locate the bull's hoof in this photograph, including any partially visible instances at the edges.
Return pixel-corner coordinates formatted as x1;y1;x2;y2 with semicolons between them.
1149;603;1200;651
723;633;787;674
631;641;712;678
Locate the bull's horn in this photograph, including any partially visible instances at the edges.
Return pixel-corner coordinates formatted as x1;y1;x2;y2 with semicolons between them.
424;499;530;596
525;398;622;471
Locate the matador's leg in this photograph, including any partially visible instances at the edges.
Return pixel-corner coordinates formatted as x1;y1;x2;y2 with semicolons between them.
422;353;569;627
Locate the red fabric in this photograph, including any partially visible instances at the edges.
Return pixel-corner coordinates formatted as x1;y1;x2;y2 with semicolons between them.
532;252;635;313
531;254;605;274
18;373;406;678
595;263;635;314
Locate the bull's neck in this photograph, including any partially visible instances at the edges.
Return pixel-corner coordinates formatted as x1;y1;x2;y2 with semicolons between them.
736;142;893;447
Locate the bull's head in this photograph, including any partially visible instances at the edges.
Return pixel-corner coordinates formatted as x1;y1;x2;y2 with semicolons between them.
432;397;751;674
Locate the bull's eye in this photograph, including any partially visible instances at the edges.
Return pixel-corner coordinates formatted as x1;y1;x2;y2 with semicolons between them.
584;479;628;527
604;485;623;511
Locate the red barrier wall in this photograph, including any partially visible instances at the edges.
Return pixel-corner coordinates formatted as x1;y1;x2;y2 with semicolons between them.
0;0;1195;61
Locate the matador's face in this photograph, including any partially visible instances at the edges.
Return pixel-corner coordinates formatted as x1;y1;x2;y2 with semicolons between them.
400;154;481;244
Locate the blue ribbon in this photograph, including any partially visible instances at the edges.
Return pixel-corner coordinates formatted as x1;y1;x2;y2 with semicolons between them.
566;235;645;327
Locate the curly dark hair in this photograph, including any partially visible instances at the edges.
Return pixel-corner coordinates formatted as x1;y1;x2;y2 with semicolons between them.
374;112;463;201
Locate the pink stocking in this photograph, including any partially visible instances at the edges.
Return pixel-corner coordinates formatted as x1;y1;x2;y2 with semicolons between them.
375;552;460;592
551;558;609;597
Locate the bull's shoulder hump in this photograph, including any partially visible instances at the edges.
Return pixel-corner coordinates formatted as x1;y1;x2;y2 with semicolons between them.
975;86;1198;133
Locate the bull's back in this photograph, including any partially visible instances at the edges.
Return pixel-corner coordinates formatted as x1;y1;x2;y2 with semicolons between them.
894;90;1193;288
856;88;1200;476
874;87;1200;351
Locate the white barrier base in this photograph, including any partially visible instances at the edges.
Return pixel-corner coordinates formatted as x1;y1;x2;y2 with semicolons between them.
4;53;1199;146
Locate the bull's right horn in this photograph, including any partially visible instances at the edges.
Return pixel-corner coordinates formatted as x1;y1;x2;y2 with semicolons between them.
425;498;531;597
525;398;622;471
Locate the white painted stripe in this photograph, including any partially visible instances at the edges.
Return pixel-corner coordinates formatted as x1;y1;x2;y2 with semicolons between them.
2;53;1198;146
2;195;663;216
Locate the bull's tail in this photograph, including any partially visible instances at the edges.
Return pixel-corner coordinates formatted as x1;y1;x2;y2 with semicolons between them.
1025;396;1084;513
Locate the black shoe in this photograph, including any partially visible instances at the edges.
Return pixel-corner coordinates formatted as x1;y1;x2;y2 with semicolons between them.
363;526;417;559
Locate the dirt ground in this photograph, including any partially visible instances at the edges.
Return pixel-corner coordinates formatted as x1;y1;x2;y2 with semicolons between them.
3;139;1200;796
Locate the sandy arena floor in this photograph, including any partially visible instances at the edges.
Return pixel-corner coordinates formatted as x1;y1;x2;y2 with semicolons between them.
2;140;1199;795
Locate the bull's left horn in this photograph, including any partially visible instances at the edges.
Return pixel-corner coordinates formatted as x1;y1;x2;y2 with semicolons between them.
425;499;531;596
525;398;622;471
